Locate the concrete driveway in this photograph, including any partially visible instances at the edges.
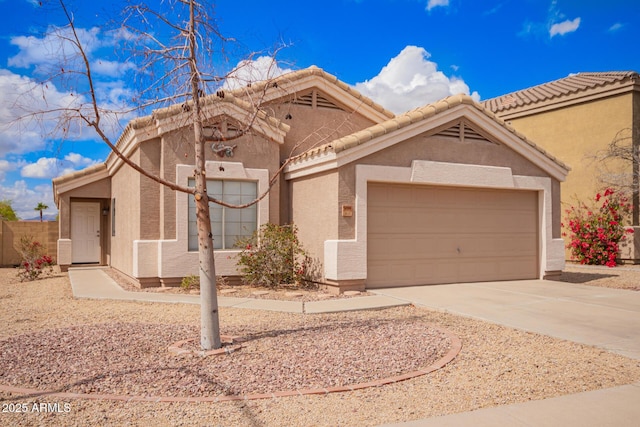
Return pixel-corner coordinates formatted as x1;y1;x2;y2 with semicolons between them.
371;279;640;360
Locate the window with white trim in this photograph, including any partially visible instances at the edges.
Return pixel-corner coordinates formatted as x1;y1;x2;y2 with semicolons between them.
188;179;258;250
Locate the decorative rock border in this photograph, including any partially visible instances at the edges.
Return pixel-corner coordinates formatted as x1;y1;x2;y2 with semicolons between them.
0;327;462;403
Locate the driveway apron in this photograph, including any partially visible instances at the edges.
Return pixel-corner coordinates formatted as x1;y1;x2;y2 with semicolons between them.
371;279;640;360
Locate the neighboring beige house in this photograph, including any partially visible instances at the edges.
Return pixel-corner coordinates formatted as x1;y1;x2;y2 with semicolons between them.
53;66;569;292
482;71;640;261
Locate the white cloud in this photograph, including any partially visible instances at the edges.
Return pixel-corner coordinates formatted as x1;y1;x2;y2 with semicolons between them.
7;25;134;78
9;27;102;73
21;158;75;179
520;2;581;40
426;0;449;11
549;17;581;37
354;46;480;114
608;23;624;33
64;152;97;167
222;56;293;90
91;59;137;77
0;180;56;220
0;69;90;156
0;159;15;181
20;153;99;179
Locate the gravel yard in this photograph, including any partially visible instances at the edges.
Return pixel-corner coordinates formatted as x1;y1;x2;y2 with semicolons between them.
1;266;640;426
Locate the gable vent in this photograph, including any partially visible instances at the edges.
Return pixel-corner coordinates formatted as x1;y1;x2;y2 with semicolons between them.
436;121;496;144
292;92;314;107
290;90;342;110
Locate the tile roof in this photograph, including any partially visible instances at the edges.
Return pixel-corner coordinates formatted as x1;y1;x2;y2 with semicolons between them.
226;66;395;120
292;93;570;172
482;71;639;113
112;91;289;155
108;66;392;163
52;163;107;187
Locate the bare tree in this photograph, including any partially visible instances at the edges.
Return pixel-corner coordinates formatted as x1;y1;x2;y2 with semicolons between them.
20;0;355;350
20;0;285;350
593;128;640;225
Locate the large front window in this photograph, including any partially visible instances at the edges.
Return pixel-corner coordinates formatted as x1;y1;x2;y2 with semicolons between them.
188;179;257;250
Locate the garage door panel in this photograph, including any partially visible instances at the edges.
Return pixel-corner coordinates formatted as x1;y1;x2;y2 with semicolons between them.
367;183;538;288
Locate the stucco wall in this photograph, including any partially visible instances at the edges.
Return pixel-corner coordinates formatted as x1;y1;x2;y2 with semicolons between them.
505;93;634;210
110;149;141;277
139;139;161;240
289;171;339;272
159;127;281;239
269;102;378;224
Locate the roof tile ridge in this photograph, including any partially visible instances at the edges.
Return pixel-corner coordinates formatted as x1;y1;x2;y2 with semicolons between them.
52;162;107;185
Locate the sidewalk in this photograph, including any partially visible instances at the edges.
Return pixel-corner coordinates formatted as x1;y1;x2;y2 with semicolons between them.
67;266;410;314
382;382;640;427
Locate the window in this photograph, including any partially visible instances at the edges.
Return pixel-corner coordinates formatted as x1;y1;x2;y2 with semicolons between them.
188;179;257;250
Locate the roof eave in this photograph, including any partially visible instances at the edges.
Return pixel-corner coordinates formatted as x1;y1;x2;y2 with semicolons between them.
52;163;109;206
286;96;570;182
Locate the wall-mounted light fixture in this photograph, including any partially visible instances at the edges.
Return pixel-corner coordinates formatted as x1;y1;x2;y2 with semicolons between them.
102;207;110;216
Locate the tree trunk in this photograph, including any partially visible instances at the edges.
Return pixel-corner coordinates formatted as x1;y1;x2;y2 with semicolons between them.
180;0;221;351
194;123;222;350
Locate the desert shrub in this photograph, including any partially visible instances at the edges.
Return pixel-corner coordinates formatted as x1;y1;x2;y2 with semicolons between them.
180;274;200;290
236;223;312;288
563;188;633;267
16;235;54;281
180;274;228;291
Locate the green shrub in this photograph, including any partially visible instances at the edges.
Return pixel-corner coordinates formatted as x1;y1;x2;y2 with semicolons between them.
180;274;200;290
236;223;311;288
180;274;228;291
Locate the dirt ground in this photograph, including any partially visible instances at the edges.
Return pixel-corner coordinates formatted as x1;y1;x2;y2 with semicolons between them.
1;265;639;426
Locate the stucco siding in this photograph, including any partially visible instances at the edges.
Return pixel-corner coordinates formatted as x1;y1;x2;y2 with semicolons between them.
270;101;378;224
139;140;161;240
110;149;141;277
159;127;282;239
290;171;339;275
506;93;633;207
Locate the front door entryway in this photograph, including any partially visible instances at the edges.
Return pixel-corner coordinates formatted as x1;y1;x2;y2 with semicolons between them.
71;202;101;264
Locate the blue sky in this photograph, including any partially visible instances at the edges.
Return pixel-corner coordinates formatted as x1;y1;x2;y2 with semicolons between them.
0;0;638;219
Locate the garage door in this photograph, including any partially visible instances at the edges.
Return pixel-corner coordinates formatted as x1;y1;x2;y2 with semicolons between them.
367;183;538;288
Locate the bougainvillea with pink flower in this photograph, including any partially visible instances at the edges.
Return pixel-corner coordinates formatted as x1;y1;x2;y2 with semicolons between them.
15;235;55;281
563;188;633;267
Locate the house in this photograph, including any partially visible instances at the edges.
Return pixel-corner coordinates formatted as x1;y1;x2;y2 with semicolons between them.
53;66;569;292
482;72;640;261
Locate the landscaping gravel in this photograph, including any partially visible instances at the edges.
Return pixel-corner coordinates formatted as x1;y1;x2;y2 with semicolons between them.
1;267;640;426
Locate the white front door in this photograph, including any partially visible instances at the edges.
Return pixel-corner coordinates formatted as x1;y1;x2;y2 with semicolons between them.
71;202;101;264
